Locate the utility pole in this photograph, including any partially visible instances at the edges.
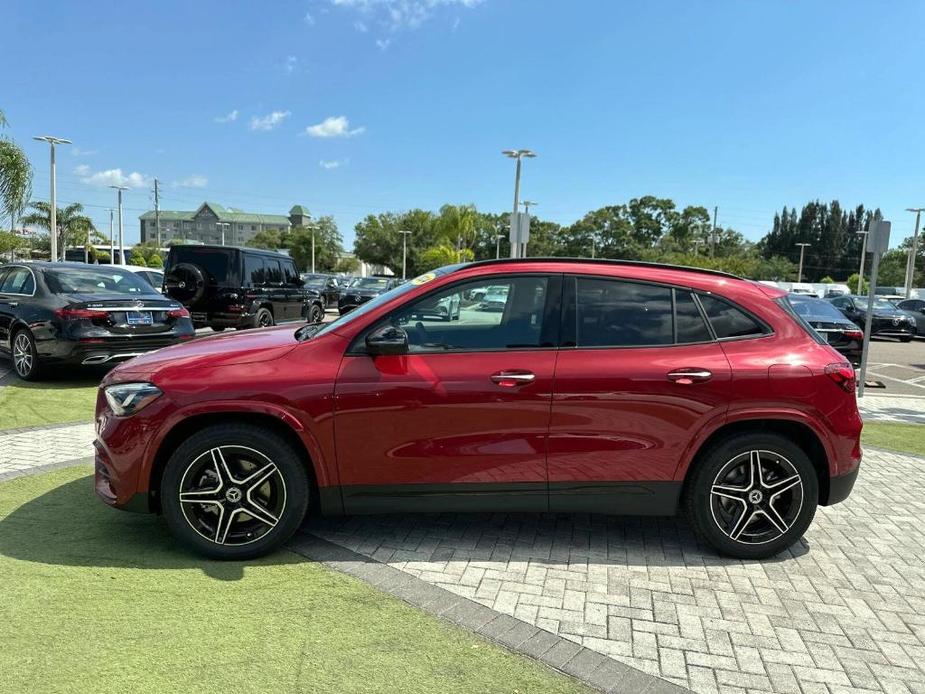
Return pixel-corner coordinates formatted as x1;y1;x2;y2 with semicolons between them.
154;178;161;249
495;234;502;259
33;135;72;261
109;185;128;265
502;149;536;259
398;230;412;279
795;242;811;283
856;229;868;294
109;209;114;264
904;208;924;299
710;206;718;258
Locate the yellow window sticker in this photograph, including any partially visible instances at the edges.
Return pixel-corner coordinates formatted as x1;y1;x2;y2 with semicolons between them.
411;272;436;285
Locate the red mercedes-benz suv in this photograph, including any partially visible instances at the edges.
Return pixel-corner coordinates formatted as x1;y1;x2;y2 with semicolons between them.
94;259;862;560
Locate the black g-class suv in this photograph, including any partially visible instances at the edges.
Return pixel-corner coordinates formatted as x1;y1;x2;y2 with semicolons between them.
163;245;325;331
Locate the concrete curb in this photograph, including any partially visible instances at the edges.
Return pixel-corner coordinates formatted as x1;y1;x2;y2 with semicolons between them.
287;531;690;694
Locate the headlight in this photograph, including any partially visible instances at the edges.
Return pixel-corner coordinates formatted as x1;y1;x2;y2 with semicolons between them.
104;382;163;416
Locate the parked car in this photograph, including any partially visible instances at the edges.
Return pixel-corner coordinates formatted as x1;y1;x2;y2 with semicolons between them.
95;258;861;561
407;292;461;321
479;285;510;311
121;264;164;293
0;262;195;380
785;293;863;365
827;294;916;342
337;276;399;315
162;245;325;331
897;298;925;322
299;273;342;309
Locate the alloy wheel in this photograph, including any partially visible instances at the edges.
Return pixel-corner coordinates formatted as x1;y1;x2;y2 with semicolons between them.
12;333;33;377
709;450;803;545
178;445;287;546
258;312;272;327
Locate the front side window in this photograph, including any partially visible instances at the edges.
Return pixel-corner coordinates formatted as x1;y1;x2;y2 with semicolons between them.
698;294;766;339
388;276;550;352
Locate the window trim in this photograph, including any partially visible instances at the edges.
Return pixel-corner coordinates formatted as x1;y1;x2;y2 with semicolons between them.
348;272;561;356
0;265;38;297
561;274;717;350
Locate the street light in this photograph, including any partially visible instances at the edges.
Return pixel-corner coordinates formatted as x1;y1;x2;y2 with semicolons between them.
904;208;924;299
108;185;129;265
33;135;72;261
398;230;412;279
795;242;811;283
307;223;319;274
216;222;230;246
502;149;536;259
495;233;503;259
856;229;868;294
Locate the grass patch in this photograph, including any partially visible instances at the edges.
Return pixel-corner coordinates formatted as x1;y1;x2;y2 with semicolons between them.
0;467;588;694
0;378;98;430
863;422;925;457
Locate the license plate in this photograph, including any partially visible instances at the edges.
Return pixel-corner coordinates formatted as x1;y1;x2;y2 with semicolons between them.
126;311;153;326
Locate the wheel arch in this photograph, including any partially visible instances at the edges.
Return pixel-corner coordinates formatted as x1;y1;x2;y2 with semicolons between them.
148;411;331;514
680;418;832;506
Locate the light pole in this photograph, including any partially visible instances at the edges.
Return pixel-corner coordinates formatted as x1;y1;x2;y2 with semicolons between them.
904;208;924;298
307;223;319;274
109;209;115;264
495;233;503;259
216;222;230;246
502;149;536;259
33;135;72;261
398;230;412;279
109;185;129;265
795;243;811;283
856;230;868;294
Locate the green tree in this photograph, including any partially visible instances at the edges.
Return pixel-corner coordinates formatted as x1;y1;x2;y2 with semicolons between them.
846;273;868;294
354;209;439;276
128;249;147;267
420;243;473;271
289;216;343;272
0;229;28;258
0;140;32;236
334;255;360;274
246;228;290;250
20;201;96;259
130;242;164;267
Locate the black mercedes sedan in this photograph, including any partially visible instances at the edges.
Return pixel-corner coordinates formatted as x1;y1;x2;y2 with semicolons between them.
0;262;195;380
827;294;916;342
787;293;863;365
337;276;400;315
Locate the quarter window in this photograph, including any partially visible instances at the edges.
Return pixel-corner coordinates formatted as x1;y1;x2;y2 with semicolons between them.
675;290;712;343
698;294;766;339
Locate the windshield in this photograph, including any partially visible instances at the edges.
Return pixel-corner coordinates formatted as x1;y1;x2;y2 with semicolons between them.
303;278;326;289
354;277;390;290
308;264;465;339
45;267;158;295
788;295;847;321
855;297;897;311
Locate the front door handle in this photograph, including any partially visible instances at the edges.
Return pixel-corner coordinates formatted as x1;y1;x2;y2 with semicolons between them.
490;370;536;387
667;368;712;384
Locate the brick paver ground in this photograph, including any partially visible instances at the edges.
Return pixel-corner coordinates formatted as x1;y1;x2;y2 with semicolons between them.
0;422;94;477
309;447;925;694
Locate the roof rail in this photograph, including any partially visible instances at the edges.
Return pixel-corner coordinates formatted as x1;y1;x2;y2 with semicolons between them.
464;257;743;280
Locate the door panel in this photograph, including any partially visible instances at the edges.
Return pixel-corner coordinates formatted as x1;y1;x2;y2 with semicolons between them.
334;351;556;512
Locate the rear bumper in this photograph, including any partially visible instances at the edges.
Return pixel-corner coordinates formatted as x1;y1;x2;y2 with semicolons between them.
826;463;859;505
38;334;194;366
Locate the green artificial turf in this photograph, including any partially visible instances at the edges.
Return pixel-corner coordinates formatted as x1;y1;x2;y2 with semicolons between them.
0;467;588;694
0;378;98;430
863;422;925;458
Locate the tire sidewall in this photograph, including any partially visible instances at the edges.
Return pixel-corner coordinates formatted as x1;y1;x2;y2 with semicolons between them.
686;433;818;560
254;308;274;328
11;329;40;381
160;424;309;560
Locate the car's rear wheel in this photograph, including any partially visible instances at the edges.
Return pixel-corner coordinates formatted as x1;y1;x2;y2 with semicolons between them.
684;433;818;560
11;329;41;381
161;424;309;560
210;326;226;332
253;308;274;329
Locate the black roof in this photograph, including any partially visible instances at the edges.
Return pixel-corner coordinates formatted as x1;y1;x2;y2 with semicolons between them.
464;257;742;280
168;244;291;259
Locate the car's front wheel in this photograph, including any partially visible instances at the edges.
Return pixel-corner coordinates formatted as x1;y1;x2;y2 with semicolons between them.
161;424;310;560
308;304;323;324
684;433;818;560
11;329;41;381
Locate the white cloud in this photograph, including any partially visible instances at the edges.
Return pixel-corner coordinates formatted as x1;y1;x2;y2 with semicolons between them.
376;38;391;50
175;175;208;188
330;0;484;31
354;20;368;32
250;110;291;131
70;147;98;157
304;115;365;138
75;165;152;189
304;11;316;25
319;159;348;169
214;109;238;123
284;55;298;74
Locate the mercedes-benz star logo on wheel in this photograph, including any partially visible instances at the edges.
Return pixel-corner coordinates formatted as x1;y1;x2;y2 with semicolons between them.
225;487;242;503
748;489;763;504
178;281;186;289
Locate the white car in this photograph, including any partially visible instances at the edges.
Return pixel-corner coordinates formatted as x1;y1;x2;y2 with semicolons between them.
121;264;164;293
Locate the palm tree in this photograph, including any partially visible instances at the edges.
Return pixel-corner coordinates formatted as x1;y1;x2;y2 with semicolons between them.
21;201;98;260
0;140;32;238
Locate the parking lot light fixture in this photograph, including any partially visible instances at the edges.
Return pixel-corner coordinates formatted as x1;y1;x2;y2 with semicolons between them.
398;230;412;279
904;208;924;299
108;185;129;265
502;149;536;259
33;135;72;261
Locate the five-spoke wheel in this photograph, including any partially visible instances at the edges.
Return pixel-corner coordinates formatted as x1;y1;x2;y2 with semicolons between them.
161;424;309;559
685;433;818;559
12;330;40;380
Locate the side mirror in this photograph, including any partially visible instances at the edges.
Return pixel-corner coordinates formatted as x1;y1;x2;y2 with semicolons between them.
366;324;408;356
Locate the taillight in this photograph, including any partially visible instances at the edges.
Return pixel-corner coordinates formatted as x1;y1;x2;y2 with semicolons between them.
55;307;105;320
844;330;863;340
825;363;857;392
167;307;190;318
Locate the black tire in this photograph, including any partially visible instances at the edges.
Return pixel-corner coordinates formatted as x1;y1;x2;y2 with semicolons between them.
253;308;274;329
684;432;818;560
210;326;226;332
11;328;42;381
160;424;310;560
308;304;323;324
900;336;913;343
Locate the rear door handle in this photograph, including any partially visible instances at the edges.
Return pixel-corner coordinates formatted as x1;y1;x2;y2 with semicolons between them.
667;368;712;384
491;370;536;387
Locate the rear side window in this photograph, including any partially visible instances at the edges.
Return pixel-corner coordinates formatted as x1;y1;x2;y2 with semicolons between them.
573;278;673;346
698;294;767;339
675;291;712;343
244;255;265;285
265;259;283;284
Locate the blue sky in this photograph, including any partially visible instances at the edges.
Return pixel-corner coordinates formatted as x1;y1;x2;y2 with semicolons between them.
4;1;925;248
